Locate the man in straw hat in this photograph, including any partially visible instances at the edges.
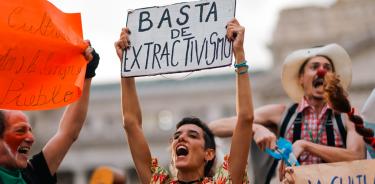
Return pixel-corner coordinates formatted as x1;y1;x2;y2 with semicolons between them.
209;43;366;183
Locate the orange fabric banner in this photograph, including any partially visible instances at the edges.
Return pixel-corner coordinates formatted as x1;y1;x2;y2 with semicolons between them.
0;0;87;110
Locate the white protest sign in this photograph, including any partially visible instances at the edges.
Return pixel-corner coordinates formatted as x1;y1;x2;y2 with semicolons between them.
292;159;375;184
122;0;236;77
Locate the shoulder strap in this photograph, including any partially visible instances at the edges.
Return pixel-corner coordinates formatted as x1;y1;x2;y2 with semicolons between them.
335;113;347;147
325;110;335;146
279;103;298;138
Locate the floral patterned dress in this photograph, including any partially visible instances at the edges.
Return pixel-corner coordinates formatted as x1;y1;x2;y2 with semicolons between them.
150;155;249;184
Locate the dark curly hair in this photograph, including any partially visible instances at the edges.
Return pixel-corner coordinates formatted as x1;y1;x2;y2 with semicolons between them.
176;117;216;177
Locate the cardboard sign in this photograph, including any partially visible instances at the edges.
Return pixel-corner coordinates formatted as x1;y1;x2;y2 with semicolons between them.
293;159;375;184
0;0;87;110
122;0;236;77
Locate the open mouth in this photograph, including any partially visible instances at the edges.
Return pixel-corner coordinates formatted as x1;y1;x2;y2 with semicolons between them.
313;77;324;88
313;69;327;88
17;147;30;154
176;146;189;157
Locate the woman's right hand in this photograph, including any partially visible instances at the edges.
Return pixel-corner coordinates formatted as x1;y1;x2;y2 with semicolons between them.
114;27;131;61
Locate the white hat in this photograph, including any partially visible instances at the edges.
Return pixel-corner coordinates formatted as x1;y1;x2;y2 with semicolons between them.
281;43;352;102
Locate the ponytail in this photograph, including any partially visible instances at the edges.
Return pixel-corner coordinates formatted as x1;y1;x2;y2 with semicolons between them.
324;73;375;149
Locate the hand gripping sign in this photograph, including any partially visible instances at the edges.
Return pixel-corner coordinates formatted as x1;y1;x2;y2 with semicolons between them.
0;0;88;110
123;0;236;77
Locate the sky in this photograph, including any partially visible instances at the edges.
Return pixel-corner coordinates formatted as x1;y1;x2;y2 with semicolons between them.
48;0;335;84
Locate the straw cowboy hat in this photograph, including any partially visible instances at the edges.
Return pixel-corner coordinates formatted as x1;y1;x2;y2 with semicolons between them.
281;43;352;102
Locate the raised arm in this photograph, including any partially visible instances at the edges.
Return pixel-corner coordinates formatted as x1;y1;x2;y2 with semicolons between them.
225;18;254;183
115;28;152;184
42;45;99;175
